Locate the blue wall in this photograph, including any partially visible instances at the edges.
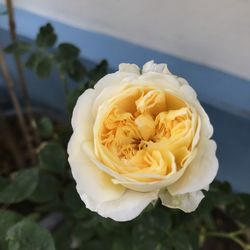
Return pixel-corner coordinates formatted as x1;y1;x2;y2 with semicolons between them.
0;5;250;193
0;5;250;119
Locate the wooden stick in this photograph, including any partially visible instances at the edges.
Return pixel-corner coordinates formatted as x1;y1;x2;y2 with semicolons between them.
5;0;40;145
0;47;35;164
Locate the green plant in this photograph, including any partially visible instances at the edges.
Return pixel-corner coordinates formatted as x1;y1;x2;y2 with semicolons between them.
1;23;250;250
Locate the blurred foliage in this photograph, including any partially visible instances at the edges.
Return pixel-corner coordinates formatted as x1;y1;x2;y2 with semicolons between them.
1;23;250;250
0;169;38;204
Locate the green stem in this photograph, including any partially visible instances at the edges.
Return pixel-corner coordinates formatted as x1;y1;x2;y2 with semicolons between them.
60;74;68;95
206;231;248;250
231;228;247;237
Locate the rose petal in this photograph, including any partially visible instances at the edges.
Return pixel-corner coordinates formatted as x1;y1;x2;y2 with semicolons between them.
92;74;139;117
142;60;171;74
72;71;140;129
137;73;214;140
81;189;158;222
68;132;125;204
139;73;181;91
159;189;204;213
114;149;197;192
71;88;96;141
83;141;198;193
179;83;213;139
168;139;218;195
119;63;140;74
94;71;139;93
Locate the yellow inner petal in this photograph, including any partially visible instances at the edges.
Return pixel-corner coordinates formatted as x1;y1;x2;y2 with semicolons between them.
95;85;199;182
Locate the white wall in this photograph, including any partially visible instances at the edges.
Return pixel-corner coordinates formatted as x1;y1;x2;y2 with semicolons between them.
2;0;250;80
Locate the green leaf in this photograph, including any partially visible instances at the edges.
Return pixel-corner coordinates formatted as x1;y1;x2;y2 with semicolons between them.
57;125;72;148
206;181;237;206
0;176;10;190
194;195;214;217
53;222;72;250
0;210;22;249
169;230;193;250
66;86;85;113
0;168;39;204
56;43;80;61
227;193;250;226
36;56;53;79
72;222;96;247
37;116;54;138
80;240;109;250
25;213;41;222
63;182;88;219
189;230;199;250
63;183;83;213
147;206;172;232
30;172;61;203
39;142;67;173
35;199;63;213
4;41;31;55
6;220;55;250
88;59;108;86
210;180;232;193
112;240;129;250
36;23;57;48
26;53;53;79
26;52;41;70
68;59;86;82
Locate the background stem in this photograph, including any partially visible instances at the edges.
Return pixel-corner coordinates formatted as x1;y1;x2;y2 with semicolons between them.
206;231;248;250
0;47;35;164
5;0;40;145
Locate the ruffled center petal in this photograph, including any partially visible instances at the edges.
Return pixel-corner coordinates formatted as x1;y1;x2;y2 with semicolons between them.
94;85;199;183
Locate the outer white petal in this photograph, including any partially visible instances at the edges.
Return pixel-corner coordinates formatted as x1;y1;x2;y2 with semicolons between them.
139;72;181;91
80;189;158;222
92;72;139;117
94;71;139;93
68;130;125;204
177;77;191;86
195;102;214;139
159;189;204;213
119;63;140;74
168;139;218;195
71;88;96;141
142;60;171;74
178;80;213;139
71;69;141;141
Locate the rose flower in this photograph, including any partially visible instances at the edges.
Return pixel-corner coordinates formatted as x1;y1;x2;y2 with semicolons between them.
68;61;218;222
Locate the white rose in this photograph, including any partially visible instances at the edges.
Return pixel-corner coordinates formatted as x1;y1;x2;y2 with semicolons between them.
67;61;218;222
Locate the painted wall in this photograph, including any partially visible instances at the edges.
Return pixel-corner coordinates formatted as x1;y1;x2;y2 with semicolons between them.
1;0;250;81
0;3;250;119
0;2;250;192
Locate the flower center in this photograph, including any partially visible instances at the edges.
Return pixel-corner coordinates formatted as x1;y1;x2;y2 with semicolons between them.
95;86;198;182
